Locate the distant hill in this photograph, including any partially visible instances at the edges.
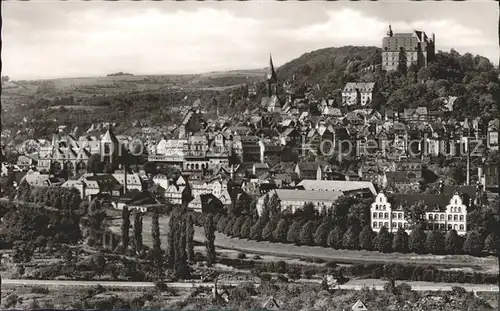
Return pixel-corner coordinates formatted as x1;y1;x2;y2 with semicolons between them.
276;46;382;93
107;72;134;77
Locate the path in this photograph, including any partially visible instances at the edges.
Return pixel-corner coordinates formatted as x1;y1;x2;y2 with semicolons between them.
1;278;498;293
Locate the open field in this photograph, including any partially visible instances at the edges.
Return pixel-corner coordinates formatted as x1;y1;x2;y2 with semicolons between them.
4;68;267;98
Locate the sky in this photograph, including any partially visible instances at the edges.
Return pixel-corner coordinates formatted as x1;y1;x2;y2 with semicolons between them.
3;1;499;80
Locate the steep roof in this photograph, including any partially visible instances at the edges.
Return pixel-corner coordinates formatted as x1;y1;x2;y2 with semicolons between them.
297;180;377;196
266;189;344;203
387;193;452;211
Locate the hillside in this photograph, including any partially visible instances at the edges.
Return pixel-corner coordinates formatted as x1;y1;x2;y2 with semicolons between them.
276;46;499;117
277;46;382;94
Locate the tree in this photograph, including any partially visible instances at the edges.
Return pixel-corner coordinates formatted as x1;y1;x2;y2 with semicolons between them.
204;214;216;267
342;226;360;250
169;211;190;279
231;216;246;238
445;229;462;255
85;199;105;247
240;217;253;239
92;252;106;277
151;207;162;273
286;220;303;244
121;206;130;252
376;226;392;253
408;224;427;254
224;217;236;236
268;193;281;218
397;47;408;75
314;223;331;247
262;219;278;241
404;201;426;229
484;233;498;254
359;226;374;251
327;226;345;249
272;218;289;243
185;213;195;262
133;211;143;254
463;230;484;256
249;220;265;241
216;215;227;233
143;161;158;176
299;221;317;246
426;230;445;255
392;228;409;253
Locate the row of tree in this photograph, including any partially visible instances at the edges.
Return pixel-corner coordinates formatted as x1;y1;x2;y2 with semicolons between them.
16;182;82;211
213;211;497;257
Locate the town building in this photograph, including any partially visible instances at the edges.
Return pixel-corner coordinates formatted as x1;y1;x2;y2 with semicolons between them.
370;189;472;235
382;25;435;71
256;189;344;216
342;82;376;106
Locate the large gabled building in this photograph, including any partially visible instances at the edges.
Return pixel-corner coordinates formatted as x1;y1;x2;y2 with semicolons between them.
382;25;435;71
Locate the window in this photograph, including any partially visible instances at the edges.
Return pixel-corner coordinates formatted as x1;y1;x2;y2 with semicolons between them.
448;215;452;221
460;215;464;221
460;225;464;231
379;222;383;228
429;214;433;220
392;213;396;218
435;214;439;220
379;212;383;219
384;213;389;219
440;224;445;230
454;215;458;221
448;224;452;230
373;222;377;228
454;224;458;230
373;212;377;219
375;205;379;210
404;223;408;229
384;222;388;227
398;213;402;219
457;207;461;213
440;214;445;221
392;222;396;228
398;223;402;228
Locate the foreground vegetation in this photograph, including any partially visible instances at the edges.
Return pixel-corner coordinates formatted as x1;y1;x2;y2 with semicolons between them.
1;280;495;310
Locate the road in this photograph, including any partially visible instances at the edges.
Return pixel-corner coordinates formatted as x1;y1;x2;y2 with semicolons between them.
1;278;498;293
135;217;497;271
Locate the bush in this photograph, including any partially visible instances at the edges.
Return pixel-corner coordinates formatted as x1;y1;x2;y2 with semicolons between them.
326;261;338;269
237;252;247;259
30;286;50;294
4;294;20;308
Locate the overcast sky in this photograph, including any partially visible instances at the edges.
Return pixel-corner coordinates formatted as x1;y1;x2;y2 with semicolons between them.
3;1;498;80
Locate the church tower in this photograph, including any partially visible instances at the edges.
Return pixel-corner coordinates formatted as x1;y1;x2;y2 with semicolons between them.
266;54;278;97
387;24;393;37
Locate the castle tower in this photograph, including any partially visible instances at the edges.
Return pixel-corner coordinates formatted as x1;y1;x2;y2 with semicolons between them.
266;54;278;97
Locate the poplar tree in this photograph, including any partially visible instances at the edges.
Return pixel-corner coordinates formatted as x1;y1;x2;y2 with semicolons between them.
133;210;143;254
185;213;195;262
121;206;130;252
204;214;216;267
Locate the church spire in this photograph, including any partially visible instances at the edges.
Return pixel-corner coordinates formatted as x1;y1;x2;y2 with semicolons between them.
267;53;277;82
387;24;393;37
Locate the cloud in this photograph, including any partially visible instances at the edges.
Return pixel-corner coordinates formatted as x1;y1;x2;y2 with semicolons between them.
3;3;498;80
287;8;496;59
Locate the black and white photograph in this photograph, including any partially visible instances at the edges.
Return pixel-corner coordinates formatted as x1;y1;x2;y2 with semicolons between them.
2;1;500;310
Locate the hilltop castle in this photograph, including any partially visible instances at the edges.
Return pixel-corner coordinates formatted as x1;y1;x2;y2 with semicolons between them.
382;25;436;71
